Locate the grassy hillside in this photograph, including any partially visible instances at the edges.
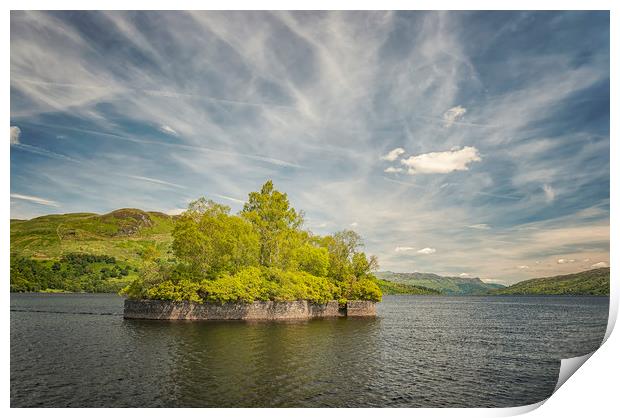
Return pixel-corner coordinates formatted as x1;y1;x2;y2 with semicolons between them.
11;209;175;264
376;278;441;295
375;271;505;295
10;209;176;293
489;268;610;296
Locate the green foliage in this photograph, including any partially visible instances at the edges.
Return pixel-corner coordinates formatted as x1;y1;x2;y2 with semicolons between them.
143;266;339;305
291;244;329;277
322;230;366;281
200;267;276;303
146;279;203;303
489;268;610;296
172;199;259;277
349;278;383;302
10;253;136;293
263;268;338;304
157;180;382;304
375;278;441;295
241;180;304;268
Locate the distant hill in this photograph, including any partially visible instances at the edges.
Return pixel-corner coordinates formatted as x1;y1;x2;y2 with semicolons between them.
375;271;505;295
489;268;610;296
375;278;441;295
10;209;177;293
11;208;175;262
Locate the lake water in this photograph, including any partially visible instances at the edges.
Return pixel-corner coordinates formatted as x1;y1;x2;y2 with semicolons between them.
10;294;609;407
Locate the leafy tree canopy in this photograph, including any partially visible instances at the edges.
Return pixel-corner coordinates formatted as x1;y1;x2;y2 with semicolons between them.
123;180;382;304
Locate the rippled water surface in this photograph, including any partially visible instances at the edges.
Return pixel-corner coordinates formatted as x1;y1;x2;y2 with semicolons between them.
11;294;608;407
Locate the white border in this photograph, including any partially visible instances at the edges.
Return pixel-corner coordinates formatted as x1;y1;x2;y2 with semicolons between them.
3;2;617;417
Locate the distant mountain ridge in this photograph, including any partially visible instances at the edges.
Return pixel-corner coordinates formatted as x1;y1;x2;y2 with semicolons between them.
375;271;505;295
489;268;610;296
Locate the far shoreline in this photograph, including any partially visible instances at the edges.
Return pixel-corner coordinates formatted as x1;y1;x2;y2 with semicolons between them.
10;291;610;297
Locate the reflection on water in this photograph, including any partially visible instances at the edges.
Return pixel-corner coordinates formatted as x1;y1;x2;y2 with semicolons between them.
11;294;608;407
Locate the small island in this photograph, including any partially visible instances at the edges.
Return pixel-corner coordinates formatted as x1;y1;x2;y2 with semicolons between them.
122;181;382;320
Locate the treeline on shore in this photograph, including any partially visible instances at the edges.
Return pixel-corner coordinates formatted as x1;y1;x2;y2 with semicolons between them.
10;253;136;293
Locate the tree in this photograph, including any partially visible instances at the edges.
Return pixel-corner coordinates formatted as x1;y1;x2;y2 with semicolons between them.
323;230;364;281
352;252;379;278
241;180;304;267
172;199;260;278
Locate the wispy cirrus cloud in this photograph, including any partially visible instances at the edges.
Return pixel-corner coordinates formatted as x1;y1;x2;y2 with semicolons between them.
467;223;491;230
12;142;81;163
215;194;246;204
126;175;187;189
11;193;60;207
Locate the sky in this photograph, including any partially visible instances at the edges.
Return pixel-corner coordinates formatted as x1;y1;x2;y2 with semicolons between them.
10;11;610;283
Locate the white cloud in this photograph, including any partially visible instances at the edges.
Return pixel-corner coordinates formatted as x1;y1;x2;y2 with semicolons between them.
395;246;415;252
443;105;467;127
215;194;245;204
467;223;491;230
350;221;359;227
127;175;186;189
10;126;21;145
10;193;59;207
557;258;576;264
543;184;556;203
381;147;405;162
591;262;608;268
459;273;470;277
401;146;481;175
384;166;404;173
517;265;529;269
417;247;436;255
159;125;178;136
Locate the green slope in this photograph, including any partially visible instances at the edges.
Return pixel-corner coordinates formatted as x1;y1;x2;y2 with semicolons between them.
10;209;177;293
489;268;610;296
11;209;175;263
376;278;441;295
375;271;505;295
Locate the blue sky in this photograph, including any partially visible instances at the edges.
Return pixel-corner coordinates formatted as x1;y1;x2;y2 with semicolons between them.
10;11;609;283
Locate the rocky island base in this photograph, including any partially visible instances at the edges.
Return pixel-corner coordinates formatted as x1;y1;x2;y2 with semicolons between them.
124;299;376;320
